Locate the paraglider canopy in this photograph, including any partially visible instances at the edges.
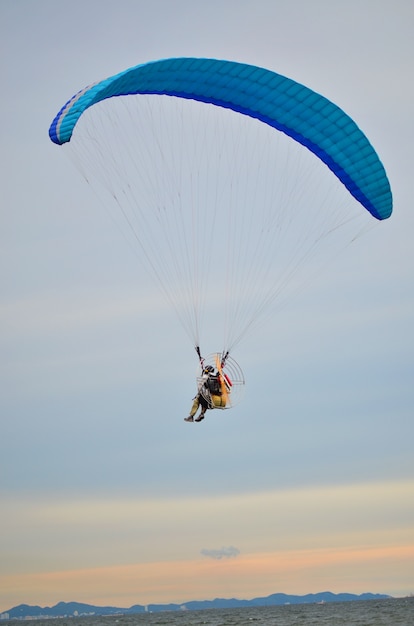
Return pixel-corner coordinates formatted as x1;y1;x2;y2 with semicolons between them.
49;58;392;361
50;57;392;221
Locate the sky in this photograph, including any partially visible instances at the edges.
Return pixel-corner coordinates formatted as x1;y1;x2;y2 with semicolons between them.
1;0;414;613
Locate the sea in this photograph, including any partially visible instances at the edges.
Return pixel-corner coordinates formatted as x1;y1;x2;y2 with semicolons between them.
16;597;414;626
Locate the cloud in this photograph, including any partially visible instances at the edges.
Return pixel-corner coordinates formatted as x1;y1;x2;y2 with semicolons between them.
201;546;240;560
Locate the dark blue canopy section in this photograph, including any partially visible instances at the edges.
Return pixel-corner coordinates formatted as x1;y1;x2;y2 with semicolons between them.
49;57;392;220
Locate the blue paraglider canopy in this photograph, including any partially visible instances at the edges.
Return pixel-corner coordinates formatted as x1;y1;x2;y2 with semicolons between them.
50;57;392;221
49;58;392;356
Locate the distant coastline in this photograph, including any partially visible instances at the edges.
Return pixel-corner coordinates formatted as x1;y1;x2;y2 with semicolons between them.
1;592;392;620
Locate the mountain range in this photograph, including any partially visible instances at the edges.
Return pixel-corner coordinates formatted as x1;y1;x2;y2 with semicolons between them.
3;592;391;618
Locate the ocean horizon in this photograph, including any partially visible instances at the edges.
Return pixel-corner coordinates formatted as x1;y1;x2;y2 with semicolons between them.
3;597;414;626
